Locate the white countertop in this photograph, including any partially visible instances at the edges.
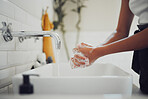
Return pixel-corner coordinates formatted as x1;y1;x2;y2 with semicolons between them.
1;94;148;99
1;85;148;99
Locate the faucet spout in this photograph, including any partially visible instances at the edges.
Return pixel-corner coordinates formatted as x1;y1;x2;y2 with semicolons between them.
0;22;61;50
50;32;61;50
43;31;61;49
12;31;62;50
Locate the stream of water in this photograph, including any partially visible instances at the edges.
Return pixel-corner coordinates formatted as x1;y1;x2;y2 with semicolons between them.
52;49;60;76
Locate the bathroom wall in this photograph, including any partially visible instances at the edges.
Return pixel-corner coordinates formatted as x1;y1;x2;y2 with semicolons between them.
0;0;53;94
61;0;140;87
64;0;121;32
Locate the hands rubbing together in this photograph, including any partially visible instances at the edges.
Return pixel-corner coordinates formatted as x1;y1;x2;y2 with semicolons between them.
70;42;101;69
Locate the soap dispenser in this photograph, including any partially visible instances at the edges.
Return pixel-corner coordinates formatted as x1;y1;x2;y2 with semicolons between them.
19;74;39;94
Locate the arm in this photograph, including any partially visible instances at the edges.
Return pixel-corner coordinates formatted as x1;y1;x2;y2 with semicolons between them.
96;28;148;57
103;0;134;45
72;0;139;66
75;28;148;65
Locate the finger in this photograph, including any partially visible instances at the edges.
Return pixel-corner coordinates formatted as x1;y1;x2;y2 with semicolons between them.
74;54;86;60
71;57;74;61
77;42;92;48
74;58;85;65
81;42;92;47
86;62;92;67
77;43;85;48
77;43;84;49
70;57;78;68
71;58;80;67
73;48;80;53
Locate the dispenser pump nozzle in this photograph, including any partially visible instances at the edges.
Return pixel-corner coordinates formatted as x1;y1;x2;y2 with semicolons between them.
23;75;29;84
19;74;39;94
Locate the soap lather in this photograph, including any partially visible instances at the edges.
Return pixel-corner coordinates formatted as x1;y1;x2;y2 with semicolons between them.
19;74;39;94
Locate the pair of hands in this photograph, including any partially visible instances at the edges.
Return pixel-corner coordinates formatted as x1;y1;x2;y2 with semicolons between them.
71;43;100;67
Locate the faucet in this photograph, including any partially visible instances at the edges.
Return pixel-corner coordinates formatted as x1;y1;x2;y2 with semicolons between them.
12;31;61;49
0;22;61;49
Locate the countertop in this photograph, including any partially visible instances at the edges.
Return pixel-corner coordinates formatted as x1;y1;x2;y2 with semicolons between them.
0;85;148;99
1;94;148;99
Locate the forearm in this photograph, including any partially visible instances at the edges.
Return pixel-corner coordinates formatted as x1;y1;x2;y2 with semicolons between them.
96;28;148;57
102;0;134;46
102;31;129;45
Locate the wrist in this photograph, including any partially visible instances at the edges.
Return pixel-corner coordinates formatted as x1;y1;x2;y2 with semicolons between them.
92;46;109;59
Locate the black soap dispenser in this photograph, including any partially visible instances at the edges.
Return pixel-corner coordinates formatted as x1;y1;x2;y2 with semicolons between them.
19;74;39;94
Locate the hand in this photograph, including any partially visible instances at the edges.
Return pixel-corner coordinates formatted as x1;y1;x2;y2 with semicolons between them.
72;43;99;67
73;42;93;53
77;42;93;48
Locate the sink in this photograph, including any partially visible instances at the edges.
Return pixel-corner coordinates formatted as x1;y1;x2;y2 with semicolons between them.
12;63;132;95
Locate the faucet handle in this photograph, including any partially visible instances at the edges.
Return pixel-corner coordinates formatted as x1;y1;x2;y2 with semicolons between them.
7;23;12;30
0;22;13;42
2;22;7;27
0;22;7;31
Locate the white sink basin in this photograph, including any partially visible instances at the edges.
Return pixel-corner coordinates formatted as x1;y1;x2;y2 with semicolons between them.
12;63;132;95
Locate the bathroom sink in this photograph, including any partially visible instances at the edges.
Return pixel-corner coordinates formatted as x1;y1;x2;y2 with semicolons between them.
12;63;132;95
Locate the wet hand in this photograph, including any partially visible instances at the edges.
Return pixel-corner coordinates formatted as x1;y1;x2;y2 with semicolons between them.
72;43;98;67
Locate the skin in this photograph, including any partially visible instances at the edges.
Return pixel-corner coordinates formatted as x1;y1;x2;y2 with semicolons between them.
73;0;148;66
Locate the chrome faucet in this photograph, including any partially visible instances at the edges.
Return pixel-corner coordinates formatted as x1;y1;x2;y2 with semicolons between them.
0;22;61;49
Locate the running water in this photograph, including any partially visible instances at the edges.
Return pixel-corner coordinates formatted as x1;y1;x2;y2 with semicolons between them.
56;49;60;76
52;49;60;76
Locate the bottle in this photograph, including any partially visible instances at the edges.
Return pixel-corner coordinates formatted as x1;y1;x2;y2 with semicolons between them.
19;74;39;94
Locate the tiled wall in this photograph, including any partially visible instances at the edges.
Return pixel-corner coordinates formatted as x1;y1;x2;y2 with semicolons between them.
0;0;53;94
